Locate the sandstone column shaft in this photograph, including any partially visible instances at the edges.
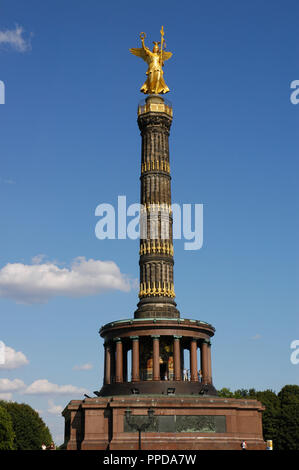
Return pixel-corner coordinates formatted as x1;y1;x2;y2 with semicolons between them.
115;339;123;383
190;339;198;382
173;336;181;381
207;342;212;384
104;344;111;385
152;336;160;381
201;340;209;384
123;346;128;382
131;337;140;382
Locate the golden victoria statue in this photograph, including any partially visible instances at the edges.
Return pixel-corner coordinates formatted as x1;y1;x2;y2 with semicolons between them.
129;26;172;94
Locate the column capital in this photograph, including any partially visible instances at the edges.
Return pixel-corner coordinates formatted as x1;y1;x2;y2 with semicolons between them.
202;338;211;345
190;337;198;346
173;335;182;340
130;336;139;341
151;335;160;339
113;337;122;343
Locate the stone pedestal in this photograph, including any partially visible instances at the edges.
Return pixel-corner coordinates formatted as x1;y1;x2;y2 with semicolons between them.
62;396;266;450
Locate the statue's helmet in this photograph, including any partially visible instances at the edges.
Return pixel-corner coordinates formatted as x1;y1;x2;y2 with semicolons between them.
152;41;159;53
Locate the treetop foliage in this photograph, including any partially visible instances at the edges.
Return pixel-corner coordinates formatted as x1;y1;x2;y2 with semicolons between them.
0;400;52;450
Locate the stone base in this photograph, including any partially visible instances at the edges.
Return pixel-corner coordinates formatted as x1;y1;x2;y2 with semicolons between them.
62;395;266;451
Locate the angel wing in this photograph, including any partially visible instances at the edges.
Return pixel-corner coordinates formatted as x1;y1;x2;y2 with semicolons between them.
162;50;172;61
129;47;152;63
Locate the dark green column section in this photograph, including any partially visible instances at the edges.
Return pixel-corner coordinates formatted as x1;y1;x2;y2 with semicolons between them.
134;95;180;319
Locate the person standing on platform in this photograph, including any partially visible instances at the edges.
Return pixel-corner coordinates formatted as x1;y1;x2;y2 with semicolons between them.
241;441;247;450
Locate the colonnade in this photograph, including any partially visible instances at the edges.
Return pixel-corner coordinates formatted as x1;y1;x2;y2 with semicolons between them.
103;335;212;385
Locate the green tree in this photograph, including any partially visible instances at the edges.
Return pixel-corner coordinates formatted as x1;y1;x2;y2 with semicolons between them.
0;401;52;450
0;404;15;450
255;390;280;444
217;387;234;398
234;388;253;398
248;388;257;398
276;385;299;450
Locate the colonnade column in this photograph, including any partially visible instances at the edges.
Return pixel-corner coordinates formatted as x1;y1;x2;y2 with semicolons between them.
104;343;111;385
131;336;140;382
201;339;209;384
207;340;212;384
152;335;160;381
190;338;198;382
173;335;181;381
115;338;123;383
123;345;128;382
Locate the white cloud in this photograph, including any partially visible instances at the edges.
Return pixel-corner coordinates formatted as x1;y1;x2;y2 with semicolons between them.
0;25;31;52
73;363;93;371
0;256;132;304
23;379;88;395
0;378;25;392
47;400;63;415
0;343;29;370
0;392;13;400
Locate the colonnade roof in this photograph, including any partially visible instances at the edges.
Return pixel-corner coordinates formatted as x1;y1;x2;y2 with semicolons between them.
99;317;215;334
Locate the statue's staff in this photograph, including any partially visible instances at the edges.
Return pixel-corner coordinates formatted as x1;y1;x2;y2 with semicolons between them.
160;26;164;64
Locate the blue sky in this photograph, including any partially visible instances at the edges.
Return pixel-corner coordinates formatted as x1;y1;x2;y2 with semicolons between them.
0;0;298;444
